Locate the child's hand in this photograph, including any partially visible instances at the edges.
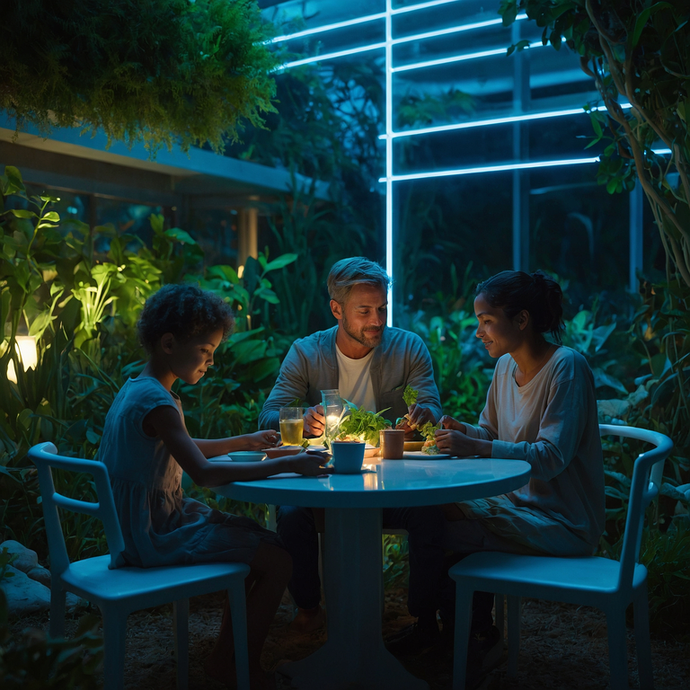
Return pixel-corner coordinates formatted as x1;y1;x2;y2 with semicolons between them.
287;450;333;476
244;430;280;450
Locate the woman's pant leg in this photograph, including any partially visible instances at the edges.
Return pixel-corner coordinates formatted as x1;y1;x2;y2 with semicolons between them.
383;505;447;619
275;505;321;609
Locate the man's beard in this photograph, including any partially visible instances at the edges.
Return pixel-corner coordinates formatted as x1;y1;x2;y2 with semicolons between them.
341;314;384;349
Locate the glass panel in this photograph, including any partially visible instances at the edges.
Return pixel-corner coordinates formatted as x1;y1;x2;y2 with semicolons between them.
528;166;629;308
393;173;513;324
392;22;542;70
278;19;385;59
263;0;385;35
95;199;164;246
19;185;91;227
392;0;501;36
393;113;600;175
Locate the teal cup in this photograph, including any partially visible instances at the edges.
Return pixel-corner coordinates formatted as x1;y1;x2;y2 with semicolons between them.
330;441;365;474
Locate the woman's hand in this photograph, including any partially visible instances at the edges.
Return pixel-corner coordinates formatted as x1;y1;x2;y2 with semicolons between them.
304;405;326;437
286;450;333;476
242;430;280;450
439;415;465;432
435;428;482;457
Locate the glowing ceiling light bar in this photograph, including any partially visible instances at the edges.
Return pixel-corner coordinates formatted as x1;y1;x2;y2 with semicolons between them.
379;108;588;140
377;104;633;140
379;156;599;183
391;0;463;15
393;18;503;44
271;13;387;43
652;148;672;155
392;40;544;73
278;43;387;70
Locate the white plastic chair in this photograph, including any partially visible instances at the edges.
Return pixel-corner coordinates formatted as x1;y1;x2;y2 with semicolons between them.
448;424;673;690
29;442;251;690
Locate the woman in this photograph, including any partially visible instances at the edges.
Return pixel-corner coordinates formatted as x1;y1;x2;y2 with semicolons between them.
436;270;604;652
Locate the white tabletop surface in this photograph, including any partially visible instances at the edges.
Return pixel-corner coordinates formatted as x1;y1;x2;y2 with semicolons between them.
212;457;531;507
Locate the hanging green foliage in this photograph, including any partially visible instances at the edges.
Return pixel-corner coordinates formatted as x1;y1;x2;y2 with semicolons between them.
0;0;278;154
499;0;690;289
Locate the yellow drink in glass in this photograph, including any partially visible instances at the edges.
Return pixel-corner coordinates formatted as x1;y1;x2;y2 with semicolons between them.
280;419;304;445
279;408;305;445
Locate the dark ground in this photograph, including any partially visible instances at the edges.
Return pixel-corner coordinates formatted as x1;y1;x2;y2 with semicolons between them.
12;587;690;689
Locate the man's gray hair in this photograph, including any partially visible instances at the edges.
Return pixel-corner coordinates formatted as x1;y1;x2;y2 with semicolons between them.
327;257;390;304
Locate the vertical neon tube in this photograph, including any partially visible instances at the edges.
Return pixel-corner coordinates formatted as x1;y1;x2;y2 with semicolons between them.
385;0;394;327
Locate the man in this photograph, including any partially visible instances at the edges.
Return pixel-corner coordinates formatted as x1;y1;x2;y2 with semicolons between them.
260;257;445;646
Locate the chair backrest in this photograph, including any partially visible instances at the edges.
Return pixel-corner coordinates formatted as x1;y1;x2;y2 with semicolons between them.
598;424;673;591
28;442;126;576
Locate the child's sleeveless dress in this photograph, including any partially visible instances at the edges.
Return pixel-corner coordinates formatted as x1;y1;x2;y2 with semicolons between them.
99;376;281;568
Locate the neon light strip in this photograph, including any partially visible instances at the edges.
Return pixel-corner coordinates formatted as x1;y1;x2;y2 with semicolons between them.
391;0;463;15
379;157;600;183
394;18;503;44
271;13;386;43
392;41;544;73
272;11;526;48
279;43;386;70
385;0;394;327
377;103;633;140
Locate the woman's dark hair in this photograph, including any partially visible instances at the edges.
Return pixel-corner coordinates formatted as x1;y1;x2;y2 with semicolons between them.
476;270;564;343
137;284;235;353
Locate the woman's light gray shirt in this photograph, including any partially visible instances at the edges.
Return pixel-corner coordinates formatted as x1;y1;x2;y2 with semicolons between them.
463;346;605;551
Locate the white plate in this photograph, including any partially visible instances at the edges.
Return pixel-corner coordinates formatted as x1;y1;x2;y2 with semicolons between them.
402;451;452;460
228;451;267;462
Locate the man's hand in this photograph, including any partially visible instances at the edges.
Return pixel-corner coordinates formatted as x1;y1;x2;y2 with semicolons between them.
243;430;280;450
303;404;326;437
397;404;436;439
407;404;436;429
285;450;333;476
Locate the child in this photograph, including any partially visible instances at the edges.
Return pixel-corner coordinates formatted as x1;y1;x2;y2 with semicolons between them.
99;283;331;689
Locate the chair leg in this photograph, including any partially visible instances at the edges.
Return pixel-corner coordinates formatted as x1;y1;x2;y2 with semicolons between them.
101;608;127;690
228;583;250;690
173;599;190;690
605;608;630;690
506;595;521;677
49;584;67;638
452;588;475;690
495;593;504;642
633;585;654;690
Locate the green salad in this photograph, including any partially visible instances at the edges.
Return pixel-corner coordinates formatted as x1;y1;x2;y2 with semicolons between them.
396;385;419;429
336;401;391;446
419;421;442;455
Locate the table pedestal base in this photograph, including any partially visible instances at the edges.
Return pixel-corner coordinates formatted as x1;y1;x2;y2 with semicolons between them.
279;507;428;690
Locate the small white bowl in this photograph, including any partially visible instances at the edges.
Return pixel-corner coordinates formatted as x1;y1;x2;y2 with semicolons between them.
228;451;267;463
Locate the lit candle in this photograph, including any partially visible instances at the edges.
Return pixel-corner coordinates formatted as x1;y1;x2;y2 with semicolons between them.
326;414;340;436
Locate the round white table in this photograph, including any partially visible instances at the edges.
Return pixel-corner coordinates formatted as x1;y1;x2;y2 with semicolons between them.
213;458;531;690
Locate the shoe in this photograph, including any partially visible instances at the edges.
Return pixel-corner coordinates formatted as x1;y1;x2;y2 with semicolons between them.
288;605;326;634
385;621;441;657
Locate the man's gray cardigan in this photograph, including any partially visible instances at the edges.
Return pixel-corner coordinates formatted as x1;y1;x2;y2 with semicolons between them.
259;325;442;431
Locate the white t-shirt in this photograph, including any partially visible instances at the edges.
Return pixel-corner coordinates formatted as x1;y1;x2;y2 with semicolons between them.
335;344;376;412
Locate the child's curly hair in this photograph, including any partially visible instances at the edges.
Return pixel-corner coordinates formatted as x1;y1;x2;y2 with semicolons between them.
137;284;235;353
